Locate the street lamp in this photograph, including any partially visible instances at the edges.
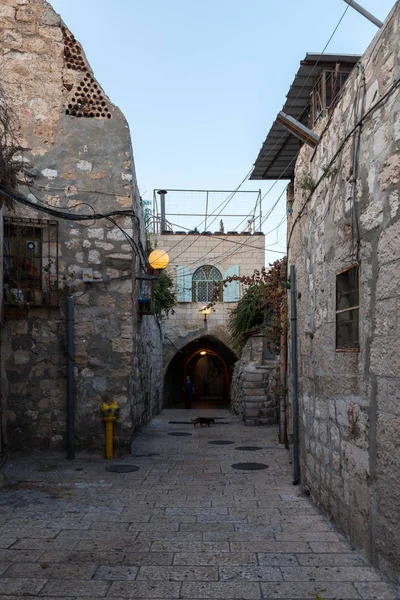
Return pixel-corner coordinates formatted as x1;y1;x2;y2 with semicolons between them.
148;249;169;270
201;306;211;322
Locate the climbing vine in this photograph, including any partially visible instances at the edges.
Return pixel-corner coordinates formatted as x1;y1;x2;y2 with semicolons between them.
153;270;176;321
210;257;289;353
0;83;26;208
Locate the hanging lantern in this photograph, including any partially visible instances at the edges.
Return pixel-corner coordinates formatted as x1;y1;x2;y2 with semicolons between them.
149;249;169;270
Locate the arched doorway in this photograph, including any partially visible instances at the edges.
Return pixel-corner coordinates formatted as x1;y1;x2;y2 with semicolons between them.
164;335;237;409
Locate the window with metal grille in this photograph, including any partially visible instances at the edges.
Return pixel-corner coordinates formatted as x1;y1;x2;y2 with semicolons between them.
309;66;354;128
4;218;59;307
336;265;359;351
192;265;222;303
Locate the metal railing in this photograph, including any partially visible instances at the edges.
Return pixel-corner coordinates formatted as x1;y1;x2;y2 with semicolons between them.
151;188;262;235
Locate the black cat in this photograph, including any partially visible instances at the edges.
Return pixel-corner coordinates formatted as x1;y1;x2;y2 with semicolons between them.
192;417;216;427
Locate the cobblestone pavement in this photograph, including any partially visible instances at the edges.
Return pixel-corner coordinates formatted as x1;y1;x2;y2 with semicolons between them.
0;409;398;599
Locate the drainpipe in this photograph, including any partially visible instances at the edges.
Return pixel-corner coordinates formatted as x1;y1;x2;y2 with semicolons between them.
66;296;75;460
351;63;366;262
279;323;287;446
157;190;167;233
290;265;300;485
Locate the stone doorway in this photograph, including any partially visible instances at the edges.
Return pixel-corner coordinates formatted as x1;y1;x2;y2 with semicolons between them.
164;335;237;409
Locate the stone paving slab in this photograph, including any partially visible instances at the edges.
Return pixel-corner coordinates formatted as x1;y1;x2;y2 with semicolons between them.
0;408;398;599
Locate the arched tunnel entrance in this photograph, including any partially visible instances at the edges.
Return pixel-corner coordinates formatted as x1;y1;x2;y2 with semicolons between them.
164;335;238;409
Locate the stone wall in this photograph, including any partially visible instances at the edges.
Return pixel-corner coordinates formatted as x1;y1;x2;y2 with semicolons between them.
151;232;265;352
0;0;163;451
287;3;400;580
230;335;278;425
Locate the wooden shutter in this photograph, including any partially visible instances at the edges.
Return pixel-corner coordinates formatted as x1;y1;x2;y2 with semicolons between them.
223;264;240;302
176;265;192;302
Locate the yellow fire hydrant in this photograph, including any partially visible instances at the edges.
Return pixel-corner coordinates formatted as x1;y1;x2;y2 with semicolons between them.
100;401;119;459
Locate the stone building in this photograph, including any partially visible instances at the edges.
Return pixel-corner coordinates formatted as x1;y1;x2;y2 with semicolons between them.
150;222;265;408
0;0;163;452
251;2;400;581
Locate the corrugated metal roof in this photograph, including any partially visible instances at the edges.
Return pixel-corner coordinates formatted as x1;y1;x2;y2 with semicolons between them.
250;53;361;180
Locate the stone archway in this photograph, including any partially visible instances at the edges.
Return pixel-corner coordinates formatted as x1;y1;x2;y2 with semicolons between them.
164;335;238;409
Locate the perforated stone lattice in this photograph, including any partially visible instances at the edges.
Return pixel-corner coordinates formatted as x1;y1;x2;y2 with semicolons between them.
62;26;112;120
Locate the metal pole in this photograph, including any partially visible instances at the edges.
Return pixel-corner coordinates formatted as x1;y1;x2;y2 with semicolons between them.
205;191;209;231
343;0;383;28
66;296;75;460
259;190;262;232
153;190;156;234
351;63;366;260
157;190;167;232
279;314;287;446
290;265;300;484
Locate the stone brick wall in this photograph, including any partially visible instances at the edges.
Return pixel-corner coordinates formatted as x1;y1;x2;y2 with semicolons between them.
151;233;265;348
230;335;278;425
287;3;400;580
0;0;163;451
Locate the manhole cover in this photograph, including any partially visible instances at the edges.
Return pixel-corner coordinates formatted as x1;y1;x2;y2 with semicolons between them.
168;421;230;425
231;462;269;470
168;432;192;437
208;440;235;445
106;464;139;473
235;446;263;451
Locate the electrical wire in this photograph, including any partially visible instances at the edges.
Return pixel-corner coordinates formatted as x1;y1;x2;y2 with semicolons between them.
0;183;149;271
153;0;353;267
287;75;400;248
178;2;352;259
157;169;256;260
250;2;352;181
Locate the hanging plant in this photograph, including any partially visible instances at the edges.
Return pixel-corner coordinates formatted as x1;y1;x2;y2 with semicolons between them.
208;257;288;353
0;83;27;209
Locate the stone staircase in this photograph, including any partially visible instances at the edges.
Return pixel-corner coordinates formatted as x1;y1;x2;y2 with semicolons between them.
241;362;278;425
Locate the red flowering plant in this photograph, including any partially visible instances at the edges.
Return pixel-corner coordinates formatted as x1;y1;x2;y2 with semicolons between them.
207;257;289;353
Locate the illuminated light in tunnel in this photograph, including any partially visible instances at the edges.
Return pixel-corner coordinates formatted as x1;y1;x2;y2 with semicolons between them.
200;351;207;355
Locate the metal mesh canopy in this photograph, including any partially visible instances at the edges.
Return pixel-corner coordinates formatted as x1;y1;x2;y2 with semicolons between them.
250;53;361;181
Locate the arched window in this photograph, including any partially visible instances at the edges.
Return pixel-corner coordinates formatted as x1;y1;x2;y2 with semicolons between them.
192;265;222;302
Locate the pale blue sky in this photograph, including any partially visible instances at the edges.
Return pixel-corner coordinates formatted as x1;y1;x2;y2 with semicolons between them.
51;0;394;261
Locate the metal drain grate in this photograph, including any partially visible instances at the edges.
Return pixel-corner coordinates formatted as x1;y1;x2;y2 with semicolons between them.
208;440;235;445
231;462;269;470
168;432;192;437
235;446;263;451
131;453;160;458
106;464;139;473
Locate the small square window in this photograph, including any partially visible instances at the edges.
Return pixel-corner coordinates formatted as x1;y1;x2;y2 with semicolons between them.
4;218;59;307
335;265;359;351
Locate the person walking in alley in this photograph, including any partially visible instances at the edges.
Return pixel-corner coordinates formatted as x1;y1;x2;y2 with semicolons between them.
183;375;195;409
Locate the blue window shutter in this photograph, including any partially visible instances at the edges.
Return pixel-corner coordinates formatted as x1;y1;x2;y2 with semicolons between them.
176;265;192;302
223;264;240;302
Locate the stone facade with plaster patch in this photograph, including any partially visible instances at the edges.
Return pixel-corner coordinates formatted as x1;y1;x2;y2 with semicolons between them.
152;232;265;357
0;0;163;451
287;4;400;581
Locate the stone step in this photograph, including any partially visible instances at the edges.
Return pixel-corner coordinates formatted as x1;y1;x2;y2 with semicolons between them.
243;386;267;396
245;396;270;403
244;408;276;418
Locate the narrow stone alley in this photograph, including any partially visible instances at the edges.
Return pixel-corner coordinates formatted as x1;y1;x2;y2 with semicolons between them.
0;410;398;599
